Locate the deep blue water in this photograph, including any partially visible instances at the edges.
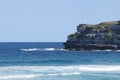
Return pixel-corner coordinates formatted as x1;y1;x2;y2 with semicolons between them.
0;42;120;80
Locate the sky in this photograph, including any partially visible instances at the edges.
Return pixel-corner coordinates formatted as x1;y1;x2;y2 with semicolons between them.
0;0;120;42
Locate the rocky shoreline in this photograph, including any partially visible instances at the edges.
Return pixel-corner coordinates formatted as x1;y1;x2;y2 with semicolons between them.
64;21;120;51
64;41;118;51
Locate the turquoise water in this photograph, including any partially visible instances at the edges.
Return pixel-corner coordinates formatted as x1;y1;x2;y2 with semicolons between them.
0;42;120;80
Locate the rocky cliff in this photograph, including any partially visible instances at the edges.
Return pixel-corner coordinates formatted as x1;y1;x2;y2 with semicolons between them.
64;21;120;50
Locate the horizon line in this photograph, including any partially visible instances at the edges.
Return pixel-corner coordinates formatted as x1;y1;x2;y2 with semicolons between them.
0;41;64;43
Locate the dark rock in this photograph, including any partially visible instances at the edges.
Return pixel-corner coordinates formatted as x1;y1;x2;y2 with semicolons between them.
64;21;120;51
64;42;118;50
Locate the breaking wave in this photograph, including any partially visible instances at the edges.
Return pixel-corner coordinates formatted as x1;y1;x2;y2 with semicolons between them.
1;65;120;79
21;48;120;52
0;72;80;79
21;48;67;52
1;65;120;72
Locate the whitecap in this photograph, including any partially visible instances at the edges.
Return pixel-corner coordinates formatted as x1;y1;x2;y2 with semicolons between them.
1;65;120;79
21;48;67;52
1;65;120;72
43;48;55;51
0;72;81;79
116;50;120;52
104;49;112;52
0;74;39;79
21;48;39;51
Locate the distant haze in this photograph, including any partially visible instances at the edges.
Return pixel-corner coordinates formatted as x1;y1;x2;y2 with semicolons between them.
0;0;120;42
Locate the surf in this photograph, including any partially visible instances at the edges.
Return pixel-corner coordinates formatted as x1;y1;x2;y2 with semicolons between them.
1;65;120;80
1;65;120;72
21;48;67;52
0;72;81;80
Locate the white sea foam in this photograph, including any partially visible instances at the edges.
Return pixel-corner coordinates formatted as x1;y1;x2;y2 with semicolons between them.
0;74;38;79
104;49;112;52
116;50;120;52
93;49;112;52
21;48;66;52
0;72;81;79
44;48;55;51
21;48;120;52
1;65;120;79
21;48;39;51
1;65;120;72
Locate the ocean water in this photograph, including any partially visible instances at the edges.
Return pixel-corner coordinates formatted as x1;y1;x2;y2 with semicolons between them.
0;42;120;80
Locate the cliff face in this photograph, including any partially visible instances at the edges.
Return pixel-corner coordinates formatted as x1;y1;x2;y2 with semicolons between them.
64;21;120;50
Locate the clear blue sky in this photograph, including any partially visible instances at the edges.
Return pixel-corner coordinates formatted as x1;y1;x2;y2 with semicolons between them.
0;0;120;42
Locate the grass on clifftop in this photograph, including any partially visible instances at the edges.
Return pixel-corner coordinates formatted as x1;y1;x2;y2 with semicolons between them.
67;21;120;40
98;21;119;27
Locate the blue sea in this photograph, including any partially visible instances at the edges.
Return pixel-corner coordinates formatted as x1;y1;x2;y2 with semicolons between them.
0;42;120;80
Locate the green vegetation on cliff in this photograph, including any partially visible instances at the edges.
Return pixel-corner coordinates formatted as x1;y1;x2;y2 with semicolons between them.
64;21;120;50
67;21;120;45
